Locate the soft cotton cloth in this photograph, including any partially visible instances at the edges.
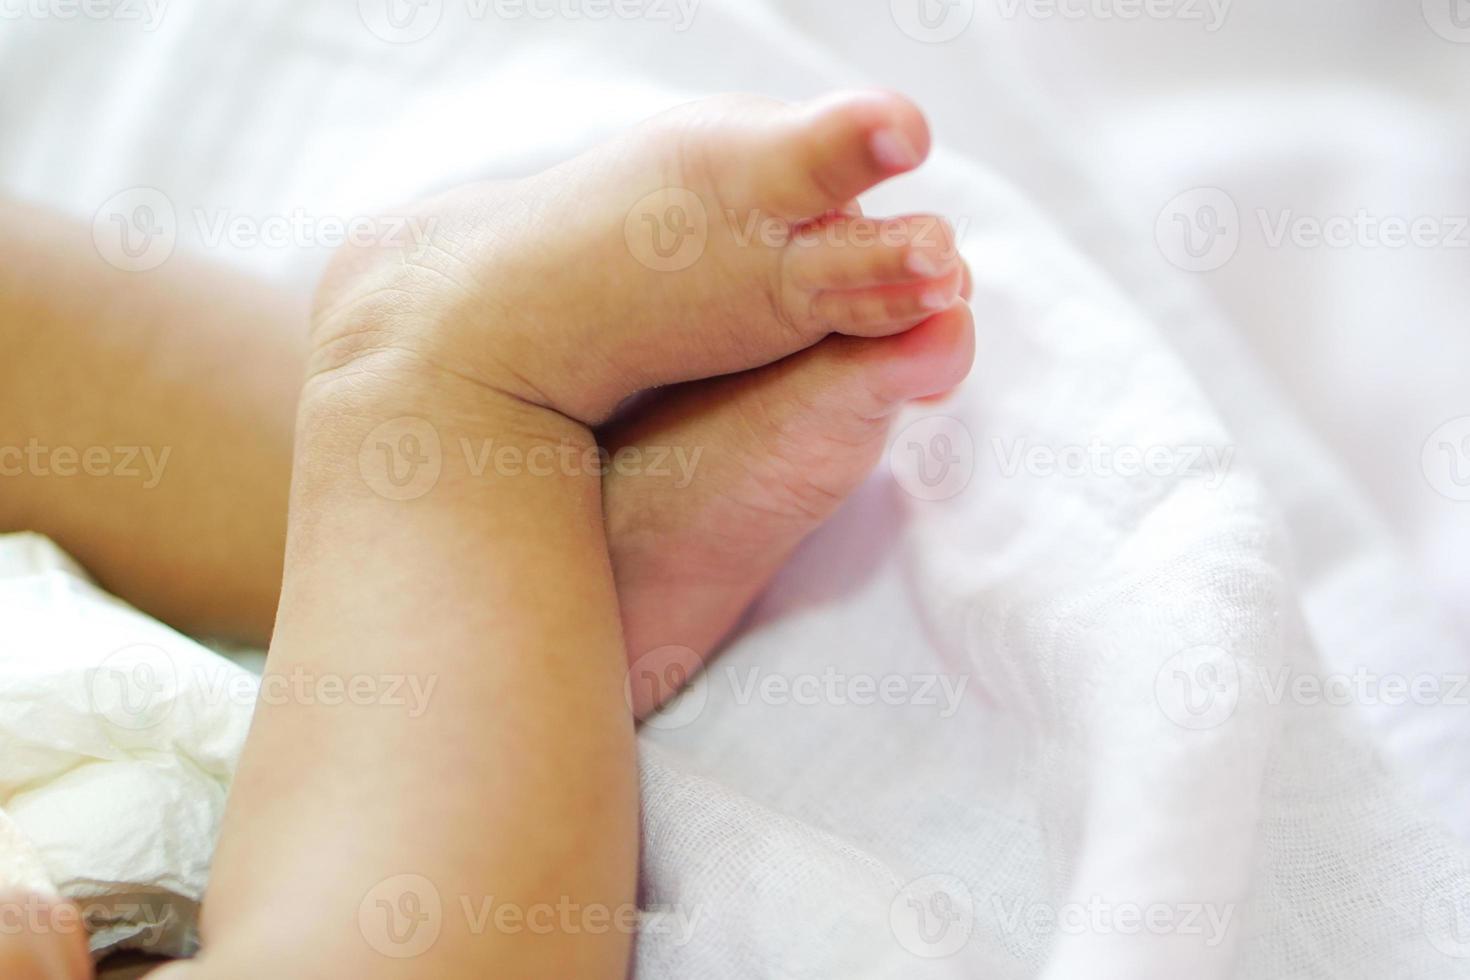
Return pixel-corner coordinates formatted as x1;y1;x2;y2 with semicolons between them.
2;1;1468;976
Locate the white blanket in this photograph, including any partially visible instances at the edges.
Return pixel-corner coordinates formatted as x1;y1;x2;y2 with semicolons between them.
3;1;1468;976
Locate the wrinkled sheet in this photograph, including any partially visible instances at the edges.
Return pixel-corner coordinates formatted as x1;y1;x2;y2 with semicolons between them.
2;0;1468;976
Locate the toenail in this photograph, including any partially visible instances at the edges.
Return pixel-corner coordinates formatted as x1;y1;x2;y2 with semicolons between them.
921;288;953;310
906;250;944;278
870;128;919;172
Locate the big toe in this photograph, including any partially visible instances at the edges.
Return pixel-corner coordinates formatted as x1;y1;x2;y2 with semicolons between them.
738;90;932;219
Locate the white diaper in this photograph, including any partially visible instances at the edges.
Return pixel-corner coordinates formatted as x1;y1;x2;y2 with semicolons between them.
0;806;54;896
0;533;257;958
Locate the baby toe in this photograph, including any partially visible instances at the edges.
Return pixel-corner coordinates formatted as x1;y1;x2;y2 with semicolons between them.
804;267;966;338
740;90;931;219
865;301;976;404
785;214;959;291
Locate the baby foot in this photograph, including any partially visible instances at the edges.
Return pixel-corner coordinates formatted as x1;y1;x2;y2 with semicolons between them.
303;88;968;719
309;90;963;424
604;300;975;718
